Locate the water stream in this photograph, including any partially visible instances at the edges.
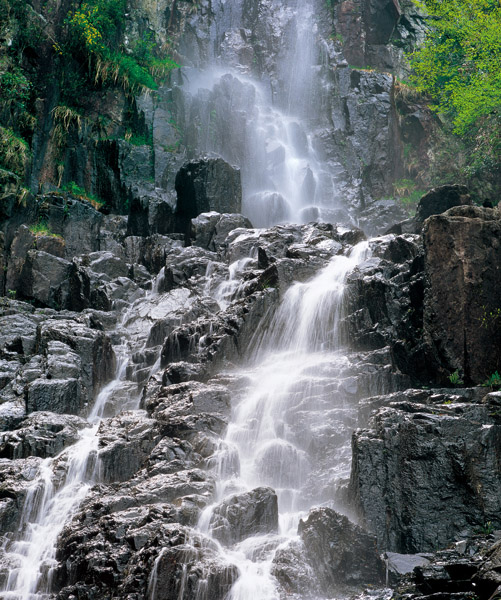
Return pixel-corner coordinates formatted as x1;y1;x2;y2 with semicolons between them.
0;283;165;599
2;0;375;598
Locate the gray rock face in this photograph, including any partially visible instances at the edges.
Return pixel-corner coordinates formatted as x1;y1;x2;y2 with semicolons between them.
190;212;253;251
416;185;471;224
209;487;279;546
0;412;87;459
423;205;501;384
174;158;242;235
298;507;385;589
345;233;427;381
38;319;116;401
20;250;73;309
350;389;501;553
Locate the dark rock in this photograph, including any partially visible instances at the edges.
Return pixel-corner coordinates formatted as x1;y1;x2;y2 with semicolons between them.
174;158;242;236
0;457;43;534
416;185;471;224
298;507;385;589
38;319;116;400
190;212;252;251
0;412;87;459
209;486;279;545
423;206;501;384
97;412;161;483
350;390;501;552
20;250;72;309
26;378;84;415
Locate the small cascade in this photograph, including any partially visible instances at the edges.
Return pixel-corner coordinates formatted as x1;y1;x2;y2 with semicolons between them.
173;0;350;228
191;242;371;599
0;270;168;600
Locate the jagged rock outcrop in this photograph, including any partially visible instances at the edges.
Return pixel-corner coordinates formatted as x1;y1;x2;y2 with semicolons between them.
423;205;501;384
174;158;242;236
349;388;501;553
209;487;279;546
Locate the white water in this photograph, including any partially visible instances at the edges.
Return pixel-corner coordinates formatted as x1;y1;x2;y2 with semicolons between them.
176;0;349;229
194;242;371;600
0;277;167;600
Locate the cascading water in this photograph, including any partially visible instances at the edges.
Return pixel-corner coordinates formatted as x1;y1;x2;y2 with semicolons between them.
0;281;168;600
174;0;351;228
193;241;371;600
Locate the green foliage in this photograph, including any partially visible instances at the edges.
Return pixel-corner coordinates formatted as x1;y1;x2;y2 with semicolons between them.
60;0;179;95
393;178;425;215
448;370;464;386
62;181;105;210
410;0;501;135
482;371;501;388
479;306;501;329
29;220;62;238
0;125;30;176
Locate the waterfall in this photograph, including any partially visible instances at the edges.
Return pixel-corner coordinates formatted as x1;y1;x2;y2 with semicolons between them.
1;1;379;598
0;275;167;600
193;241;370;599
174;0;351;228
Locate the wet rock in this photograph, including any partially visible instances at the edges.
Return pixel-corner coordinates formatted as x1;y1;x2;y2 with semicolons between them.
209;486;279;546
298;507;385;589
416;185;471;224
350;390;501;552
26;378;84;415
423;205;501;384
38;319;116;400
190;212;252;251
271;538;322;597
345;234;427;381
97;412;162;483
0;412;87;459
127;194;175;238
174;157;242;235
0;456;43;533
145;380;231;438
20;250;72;309
121;526;239;600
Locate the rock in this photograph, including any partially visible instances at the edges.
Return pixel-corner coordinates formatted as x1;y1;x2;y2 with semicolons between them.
385;551;431;576
26;378;84;415
38;319;116;400
190;212;252;251
97;412;161;483
416;185;471;224
349;390;501;552
423;205;501;384
0;457;43;534
0;412;87;459
209;486;279;545
298;507;385;590
174;158;242;236
20;250;72;309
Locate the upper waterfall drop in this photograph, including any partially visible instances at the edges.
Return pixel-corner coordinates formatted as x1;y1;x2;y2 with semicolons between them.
172;0;351;229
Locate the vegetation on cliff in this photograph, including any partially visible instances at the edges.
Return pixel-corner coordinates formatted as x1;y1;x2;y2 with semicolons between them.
410;0;500;199
0;0;177;198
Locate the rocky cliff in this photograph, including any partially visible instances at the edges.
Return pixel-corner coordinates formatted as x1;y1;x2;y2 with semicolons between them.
0;1;500;599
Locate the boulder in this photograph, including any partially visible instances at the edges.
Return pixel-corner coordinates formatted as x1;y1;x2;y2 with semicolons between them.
416;185;471;224
349;390;501;552
0;412;87;459
174;158;242;235
20;250;72;309
209;487;279;545
190;212;252;251
38;320;116;400
26;378;84;415
298;507;385;589
423;205;501;383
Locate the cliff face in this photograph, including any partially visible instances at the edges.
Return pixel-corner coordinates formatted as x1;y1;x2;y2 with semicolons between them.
1;2;500;600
